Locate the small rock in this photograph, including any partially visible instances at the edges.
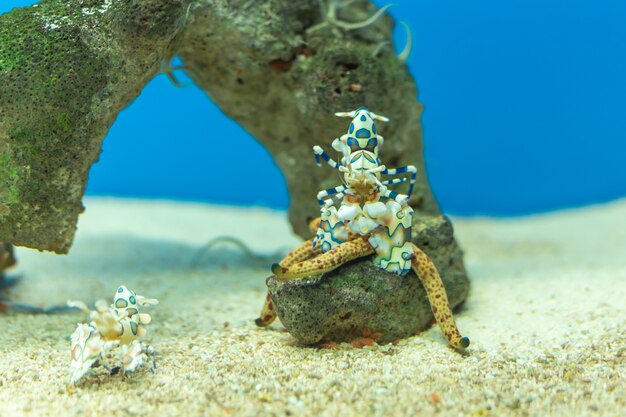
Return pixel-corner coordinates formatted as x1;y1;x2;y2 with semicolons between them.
267;216;469;344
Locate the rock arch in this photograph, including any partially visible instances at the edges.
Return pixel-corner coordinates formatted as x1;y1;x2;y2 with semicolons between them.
0;1;466;302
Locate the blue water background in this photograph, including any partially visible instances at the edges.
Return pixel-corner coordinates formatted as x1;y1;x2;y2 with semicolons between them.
2;1;625;215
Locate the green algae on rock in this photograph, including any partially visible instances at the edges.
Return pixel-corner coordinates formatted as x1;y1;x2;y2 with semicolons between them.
267;216;470;344
0;1;470;311
0;0;190;252
0;0;433;251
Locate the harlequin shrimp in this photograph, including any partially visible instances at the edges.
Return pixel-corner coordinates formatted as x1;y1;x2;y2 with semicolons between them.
67;285;158;384
313;107;418;205
256;108;469;350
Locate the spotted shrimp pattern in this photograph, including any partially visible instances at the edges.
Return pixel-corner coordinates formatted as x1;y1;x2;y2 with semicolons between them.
68;285;158;384
313;107;417;203
257;108;469;350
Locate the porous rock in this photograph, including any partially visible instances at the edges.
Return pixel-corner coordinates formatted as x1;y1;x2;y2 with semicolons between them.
0;0;190;252
1;0;438;252
267;215;470;344
0;1;470;309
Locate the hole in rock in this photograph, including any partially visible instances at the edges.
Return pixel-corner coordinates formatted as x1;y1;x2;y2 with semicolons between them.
86;57;289;209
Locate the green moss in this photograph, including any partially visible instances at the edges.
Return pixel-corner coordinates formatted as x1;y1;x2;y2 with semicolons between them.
0;0;446;260
0;1;113;246
0;152;20;211
0;4;109;196
0;0;192;251
0;46;19;73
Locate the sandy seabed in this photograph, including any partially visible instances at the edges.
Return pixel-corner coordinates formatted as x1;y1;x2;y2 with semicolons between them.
0;197;624;417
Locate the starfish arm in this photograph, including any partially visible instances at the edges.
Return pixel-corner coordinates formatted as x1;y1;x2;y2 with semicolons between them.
279;238;322;268
410;243;470;350
272;237;374;279
256;237;322;327
255;292;278;327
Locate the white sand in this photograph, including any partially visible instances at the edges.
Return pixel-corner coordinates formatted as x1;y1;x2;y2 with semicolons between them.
0;197;624;417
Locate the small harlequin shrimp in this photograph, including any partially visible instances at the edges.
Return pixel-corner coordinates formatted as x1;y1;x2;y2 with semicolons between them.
68;285;158;385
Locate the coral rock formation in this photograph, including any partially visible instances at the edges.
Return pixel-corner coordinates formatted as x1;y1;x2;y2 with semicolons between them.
0;1;470;313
